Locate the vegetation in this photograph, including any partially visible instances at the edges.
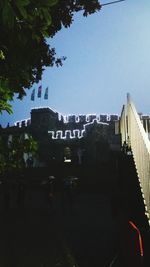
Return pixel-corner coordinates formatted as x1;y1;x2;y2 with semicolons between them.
0;134;38;175
0;0;101;113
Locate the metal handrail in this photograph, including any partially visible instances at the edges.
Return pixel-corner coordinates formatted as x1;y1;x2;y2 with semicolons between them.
120;94;150;225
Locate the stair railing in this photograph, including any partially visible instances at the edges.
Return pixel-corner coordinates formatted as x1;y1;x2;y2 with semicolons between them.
120;94;150;225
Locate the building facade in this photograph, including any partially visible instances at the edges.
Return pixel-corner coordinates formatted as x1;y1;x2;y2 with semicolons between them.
0;107;120;167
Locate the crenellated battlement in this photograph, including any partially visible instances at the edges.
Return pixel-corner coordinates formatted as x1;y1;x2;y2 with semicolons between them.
14;119;31;128
11;107;119;139
3;107;120;143
48;119;109;140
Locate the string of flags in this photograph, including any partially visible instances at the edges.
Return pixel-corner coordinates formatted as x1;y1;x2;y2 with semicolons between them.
31;85;48;101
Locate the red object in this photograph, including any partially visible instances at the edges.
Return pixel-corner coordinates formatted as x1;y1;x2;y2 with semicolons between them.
129;221;144;257
119;220;144;267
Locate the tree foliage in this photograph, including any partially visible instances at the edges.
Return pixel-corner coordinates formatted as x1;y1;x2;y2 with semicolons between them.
0;134;38;174
0;0;101;113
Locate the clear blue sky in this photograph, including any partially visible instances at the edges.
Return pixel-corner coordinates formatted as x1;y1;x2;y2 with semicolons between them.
1;0;150;127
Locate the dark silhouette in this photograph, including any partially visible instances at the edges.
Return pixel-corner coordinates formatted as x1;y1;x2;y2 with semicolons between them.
27;156;33;168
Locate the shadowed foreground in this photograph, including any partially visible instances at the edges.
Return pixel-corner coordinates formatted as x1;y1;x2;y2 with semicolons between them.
0;190;118;267
0;155;149;267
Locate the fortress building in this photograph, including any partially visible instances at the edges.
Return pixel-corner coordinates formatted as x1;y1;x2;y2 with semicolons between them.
0;107;120;166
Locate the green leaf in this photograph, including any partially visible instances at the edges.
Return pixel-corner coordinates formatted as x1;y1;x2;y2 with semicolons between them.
15;0;30;18
49;0;59;7
43;9;52;26
2;1;15;28
0;50;5;60
15;0;30;7
0;101;13;114
16;5;27;18
42;0;59;7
